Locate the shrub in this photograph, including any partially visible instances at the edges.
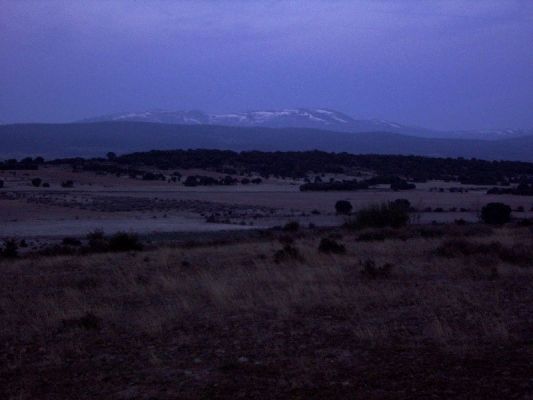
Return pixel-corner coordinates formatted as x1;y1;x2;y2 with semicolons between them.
360;260;393;279
61;180;74;188
274;244;303;263
435;239;492;258
517;218;533;227
278;235;294;245
0;179;4;188
335;200;353;215
62;237;82;246
347;202;410;229
435;239;532;266
31;178;42;187
282;221;300;232
356;231;386;242
108;232;143;252
392;198;412;212
390;180;416;191
86;229;107;251
481;202;511;225
318;238;346;254
1;239;19;259
37;244;77;257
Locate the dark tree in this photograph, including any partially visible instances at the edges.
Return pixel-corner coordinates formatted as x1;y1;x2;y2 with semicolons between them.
347;202;410;229
1;239;19;259
31;178;42;187
391;180;416;191
0;180;4;189
106;152;117;160
481;203;512;225
392;199;412;212
335;200;353;215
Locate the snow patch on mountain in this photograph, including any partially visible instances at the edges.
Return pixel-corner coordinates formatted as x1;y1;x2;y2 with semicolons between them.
79;108;532;140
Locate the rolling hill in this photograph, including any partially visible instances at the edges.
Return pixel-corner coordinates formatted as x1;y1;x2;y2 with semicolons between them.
2;121;533;161
79;108;533;140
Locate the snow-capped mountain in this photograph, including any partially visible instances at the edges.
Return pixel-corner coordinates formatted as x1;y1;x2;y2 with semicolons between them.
80;108;531;140
82;110;211;125
445;129;533;140
81;108;432;136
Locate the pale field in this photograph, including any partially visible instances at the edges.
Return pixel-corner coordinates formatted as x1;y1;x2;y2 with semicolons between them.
1;166;532;238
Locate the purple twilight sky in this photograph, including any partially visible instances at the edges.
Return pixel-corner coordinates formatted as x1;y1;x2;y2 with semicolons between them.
1;0;532;130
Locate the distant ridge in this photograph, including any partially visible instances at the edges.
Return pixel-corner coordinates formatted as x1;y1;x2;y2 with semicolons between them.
2;121;533;161
79;108;533;140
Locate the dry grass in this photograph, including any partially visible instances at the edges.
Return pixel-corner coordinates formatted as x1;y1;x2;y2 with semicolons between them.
1;225;533;399
2;226;531;343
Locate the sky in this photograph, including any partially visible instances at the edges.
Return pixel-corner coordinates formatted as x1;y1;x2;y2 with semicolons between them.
1;0;532;130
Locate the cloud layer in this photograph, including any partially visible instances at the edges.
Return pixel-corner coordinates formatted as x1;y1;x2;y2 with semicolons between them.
1;0;532;129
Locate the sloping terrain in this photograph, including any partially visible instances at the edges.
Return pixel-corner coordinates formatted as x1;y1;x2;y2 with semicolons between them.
2;122;533;160
79;108;533;140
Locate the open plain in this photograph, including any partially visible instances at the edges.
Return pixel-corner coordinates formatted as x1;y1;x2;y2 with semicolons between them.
2;165;532;241
2;156;533;399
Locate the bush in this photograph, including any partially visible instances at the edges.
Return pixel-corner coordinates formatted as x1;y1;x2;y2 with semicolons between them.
347;202;410;229
318;238;346;254
62;237;82;246
392;198;412;212
481;202;511;225
61;180;74;188
86;229;107;251
360;260;393;279
108;232;143;252
435;239;532;266
390;180;416;191
335;200;353;215
1;239;19;259
274;244;303;263
282;221;300;232
31;178;42;187
0;179;4;188
435;239;492;258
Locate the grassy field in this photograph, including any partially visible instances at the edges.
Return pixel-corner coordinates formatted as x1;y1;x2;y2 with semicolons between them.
1;223;533;399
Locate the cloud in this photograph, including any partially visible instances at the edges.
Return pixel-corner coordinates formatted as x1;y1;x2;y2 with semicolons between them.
0;0;532;128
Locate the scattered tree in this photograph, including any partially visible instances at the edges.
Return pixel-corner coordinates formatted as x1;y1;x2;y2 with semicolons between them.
1;239;19;258
31;178;42;187
481;203;512;225
335;200;353;215
347;202;410;229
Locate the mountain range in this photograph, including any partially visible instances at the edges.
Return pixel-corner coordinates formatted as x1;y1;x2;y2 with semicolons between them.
80;108;533;140
2;121;533;161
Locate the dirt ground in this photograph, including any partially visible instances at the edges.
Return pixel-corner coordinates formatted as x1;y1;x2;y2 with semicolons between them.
1;166;532;239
